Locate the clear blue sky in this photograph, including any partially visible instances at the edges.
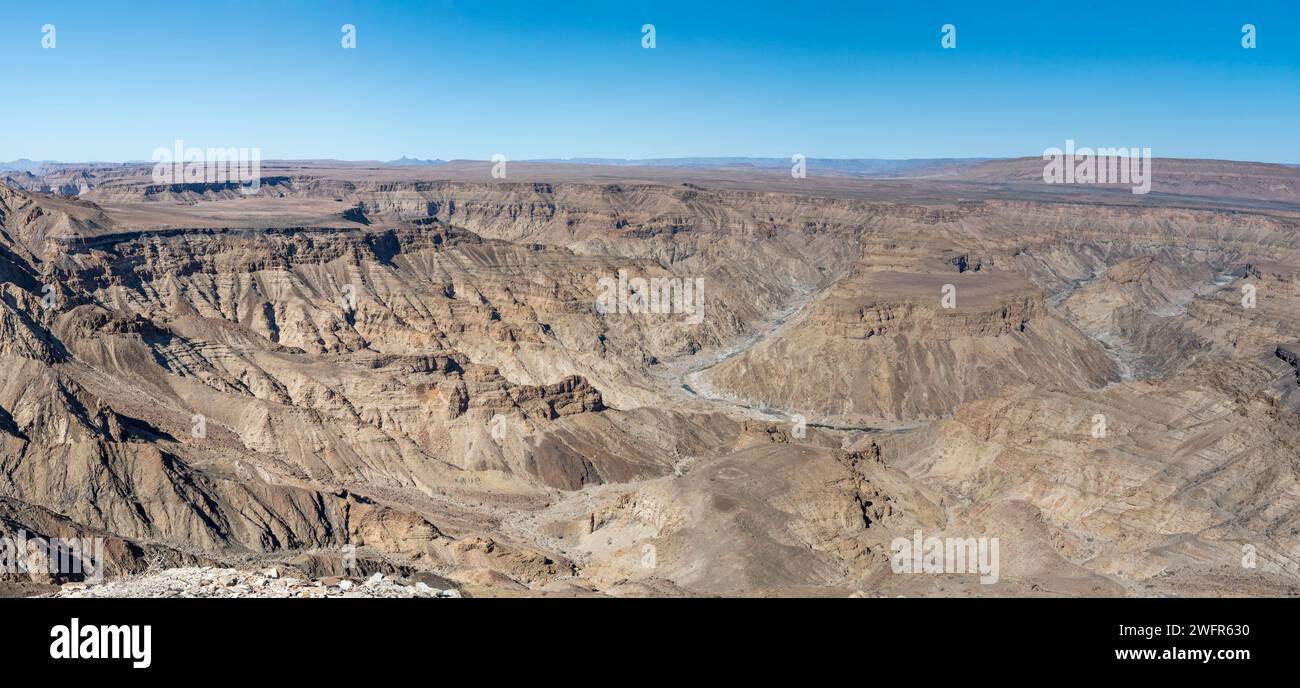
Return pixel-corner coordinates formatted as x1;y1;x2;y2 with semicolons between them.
2;0;1297;163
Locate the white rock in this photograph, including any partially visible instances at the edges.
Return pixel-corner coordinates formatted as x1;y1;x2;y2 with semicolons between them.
366;572;385;585
337;580;353;591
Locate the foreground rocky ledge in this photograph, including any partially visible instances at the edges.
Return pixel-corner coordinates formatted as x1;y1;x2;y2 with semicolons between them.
48;567;462;599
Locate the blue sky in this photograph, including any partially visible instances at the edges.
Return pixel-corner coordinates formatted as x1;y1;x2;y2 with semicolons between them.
2;0;1297;163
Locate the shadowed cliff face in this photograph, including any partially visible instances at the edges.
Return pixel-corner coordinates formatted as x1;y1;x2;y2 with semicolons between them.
3;165;1300;597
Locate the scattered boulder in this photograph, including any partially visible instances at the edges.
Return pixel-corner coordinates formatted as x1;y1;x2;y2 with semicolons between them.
45;566;461;599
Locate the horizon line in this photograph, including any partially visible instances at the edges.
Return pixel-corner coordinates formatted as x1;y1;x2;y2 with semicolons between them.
3;155;1298;167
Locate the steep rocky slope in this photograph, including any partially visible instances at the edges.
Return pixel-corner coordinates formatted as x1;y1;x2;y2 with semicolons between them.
700;269;1118;423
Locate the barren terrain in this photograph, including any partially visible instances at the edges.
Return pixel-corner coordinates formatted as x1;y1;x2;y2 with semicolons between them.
3;158;1300;597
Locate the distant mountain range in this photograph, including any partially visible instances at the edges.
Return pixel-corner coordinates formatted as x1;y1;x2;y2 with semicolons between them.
387;156;448;166
0;159;55;172
524;157;998;177
6;156;1296;176
3;156;993;176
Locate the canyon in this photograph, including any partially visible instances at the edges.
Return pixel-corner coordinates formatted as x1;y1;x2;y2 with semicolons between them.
3;158;1300;597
